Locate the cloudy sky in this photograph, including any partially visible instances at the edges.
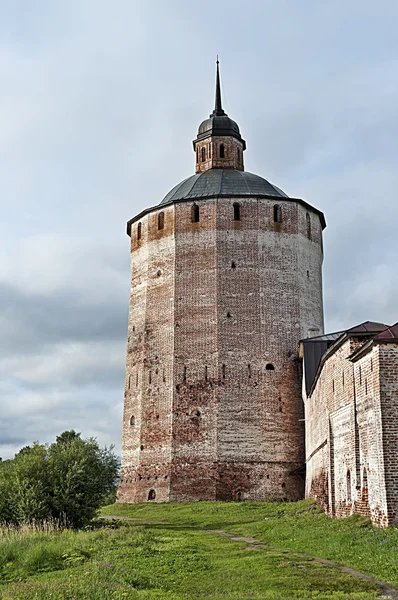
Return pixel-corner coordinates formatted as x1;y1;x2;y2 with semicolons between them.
1;0;397;459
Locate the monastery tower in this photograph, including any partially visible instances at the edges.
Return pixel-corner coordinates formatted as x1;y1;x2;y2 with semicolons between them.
118;63;326;503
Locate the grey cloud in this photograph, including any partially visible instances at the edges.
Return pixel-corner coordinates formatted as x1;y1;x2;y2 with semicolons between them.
1;0;398;458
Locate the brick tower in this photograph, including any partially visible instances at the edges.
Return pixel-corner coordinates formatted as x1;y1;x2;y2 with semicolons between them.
118;62;326;503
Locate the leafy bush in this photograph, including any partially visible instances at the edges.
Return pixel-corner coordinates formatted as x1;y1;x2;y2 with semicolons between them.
0;431;118;529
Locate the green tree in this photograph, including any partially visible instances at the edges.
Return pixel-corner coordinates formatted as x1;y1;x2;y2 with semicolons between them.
0;431;119;529
48;431;118;528
12;442;51;523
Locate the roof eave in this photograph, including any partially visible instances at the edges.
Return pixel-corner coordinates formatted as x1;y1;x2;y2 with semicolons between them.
126;194;326;237
349;337;398;362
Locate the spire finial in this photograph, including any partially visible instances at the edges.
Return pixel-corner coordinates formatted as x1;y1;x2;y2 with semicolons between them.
213;57;225;116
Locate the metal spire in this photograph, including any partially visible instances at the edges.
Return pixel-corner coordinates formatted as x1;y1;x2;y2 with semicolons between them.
213;57;225;116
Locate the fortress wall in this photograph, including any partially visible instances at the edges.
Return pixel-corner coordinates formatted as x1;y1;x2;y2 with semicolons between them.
306;337;397;526
379;345;398;525
305;340;357;516
354;345;387;524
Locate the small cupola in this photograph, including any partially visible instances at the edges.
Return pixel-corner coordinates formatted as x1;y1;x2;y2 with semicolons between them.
193;60;246;174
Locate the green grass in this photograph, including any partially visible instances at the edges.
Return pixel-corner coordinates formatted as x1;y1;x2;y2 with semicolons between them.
0;500;396;599
101;499;398;588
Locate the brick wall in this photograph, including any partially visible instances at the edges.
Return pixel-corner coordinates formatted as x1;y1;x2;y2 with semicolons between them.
305;337;398;527
119;195;324;503
379;344;398;525
195;136;244;173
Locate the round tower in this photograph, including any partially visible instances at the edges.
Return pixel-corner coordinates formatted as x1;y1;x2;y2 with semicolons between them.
118;62;326;503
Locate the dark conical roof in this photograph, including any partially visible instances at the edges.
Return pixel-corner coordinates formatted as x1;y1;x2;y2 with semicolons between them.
195;60;245;146
160;169;288;205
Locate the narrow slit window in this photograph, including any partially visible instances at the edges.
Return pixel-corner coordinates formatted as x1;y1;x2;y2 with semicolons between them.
201;147;206;162
208;144;211;159
158;211;164;230
129;415;135;427
205;366;208;380
191;204;200;223
273;205;282;223
149;371;152;384
347;470;351;501
219;143;225;158
237;148;240;161
222;364;226;379
306;212;312;240
137;222;142;240
233;203;241;221
183;366;187;382
231;261;236;269
248;364;251;378
136;373;139;387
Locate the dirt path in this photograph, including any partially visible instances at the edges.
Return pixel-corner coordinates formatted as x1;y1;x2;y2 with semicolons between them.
100;515;398;599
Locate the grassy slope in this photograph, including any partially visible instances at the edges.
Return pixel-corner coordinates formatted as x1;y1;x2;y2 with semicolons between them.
0;499;396;599
101;499;398;588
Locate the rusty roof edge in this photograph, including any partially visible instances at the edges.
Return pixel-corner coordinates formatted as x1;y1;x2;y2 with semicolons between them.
126;195;327;237
349;336;398;363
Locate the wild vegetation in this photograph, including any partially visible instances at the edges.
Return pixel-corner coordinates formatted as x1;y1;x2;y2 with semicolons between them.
0;431;118;529
0;499;397;599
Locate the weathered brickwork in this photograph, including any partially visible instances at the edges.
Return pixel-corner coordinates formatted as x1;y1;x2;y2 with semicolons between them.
304;335;398;527
195;136;244;173
378;345;398;525
119;196;324;503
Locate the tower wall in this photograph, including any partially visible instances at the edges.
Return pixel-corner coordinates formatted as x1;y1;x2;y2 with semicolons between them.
118;207;175;503
119;196;324;503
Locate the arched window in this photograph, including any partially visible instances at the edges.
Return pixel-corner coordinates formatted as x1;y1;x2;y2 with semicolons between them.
266;363;275;371
201;147;206;162
274;205;282;223
306;212;312;240
191;203;200;223
219;143;225;158
148;489;156;501
129;415;135;427
233;203;241;221
231;261;236;269
158;211;164;230
347;470;351;501
137;222;142;240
